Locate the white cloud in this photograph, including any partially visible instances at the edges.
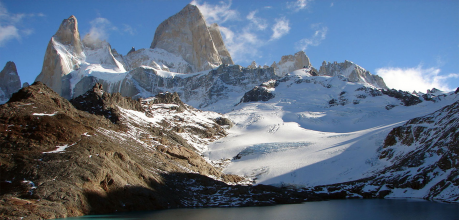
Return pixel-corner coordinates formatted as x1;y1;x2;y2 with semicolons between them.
295;23;328;51
0;2;37;46
122;24;135;35
376;65;459;92
247;10;267;30
330;2;334;7
86;17;118;41
219;26;262;63
287;0;313;12
0;25;19;46
271;17;290;40
191;0;238;24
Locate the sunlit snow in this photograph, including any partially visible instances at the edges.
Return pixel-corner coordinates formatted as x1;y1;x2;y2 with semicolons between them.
203;69;459;188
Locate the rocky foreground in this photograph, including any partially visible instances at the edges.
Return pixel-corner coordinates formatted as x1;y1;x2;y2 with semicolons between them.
0;83;323;219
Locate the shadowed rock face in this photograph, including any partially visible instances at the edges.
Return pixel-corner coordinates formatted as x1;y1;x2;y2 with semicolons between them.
70;83;143;124
0;61;21;103
239;80;279;104
150;4;225;72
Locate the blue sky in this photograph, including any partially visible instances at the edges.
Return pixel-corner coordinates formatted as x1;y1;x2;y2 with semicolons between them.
0;0;458;92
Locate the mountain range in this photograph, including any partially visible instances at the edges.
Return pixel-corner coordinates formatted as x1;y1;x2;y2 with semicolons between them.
0;3;457;219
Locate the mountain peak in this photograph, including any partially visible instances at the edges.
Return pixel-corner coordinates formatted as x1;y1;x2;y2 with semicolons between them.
319;60;388;89
0;61;21;103
272;51;311;76
150;4;229;72
54;15;83;54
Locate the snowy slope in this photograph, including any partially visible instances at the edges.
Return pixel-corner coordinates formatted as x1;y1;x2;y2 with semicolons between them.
204;68;459;192
125;48;193;73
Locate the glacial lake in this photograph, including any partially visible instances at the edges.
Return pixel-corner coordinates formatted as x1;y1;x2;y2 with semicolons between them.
62;199;459;220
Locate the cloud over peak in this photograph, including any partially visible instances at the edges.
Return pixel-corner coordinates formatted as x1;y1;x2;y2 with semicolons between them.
191;0;238;24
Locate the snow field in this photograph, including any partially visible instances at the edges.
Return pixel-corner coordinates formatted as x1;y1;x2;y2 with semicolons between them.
204;71;459;187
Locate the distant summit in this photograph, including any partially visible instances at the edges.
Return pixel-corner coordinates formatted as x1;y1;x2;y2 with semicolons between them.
272;51;311;76
319;60;388;89
0;61;21;103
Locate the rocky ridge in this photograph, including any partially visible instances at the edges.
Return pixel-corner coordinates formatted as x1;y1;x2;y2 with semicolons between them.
33;10;389;111
319;60;388;89
0;61;22;104
314;100;459;202
71;64;278;112
0;83;324;219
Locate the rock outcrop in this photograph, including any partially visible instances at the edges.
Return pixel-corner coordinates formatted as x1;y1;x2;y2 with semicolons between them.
0;61;21;103
272;51;311;76
319;60;388;89
239;80;278;104
35;15;85;96
150;4;228;72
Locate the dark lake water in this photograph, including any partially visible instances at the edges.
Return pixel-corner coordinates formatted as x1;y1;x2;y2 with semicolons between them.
62;199;459;220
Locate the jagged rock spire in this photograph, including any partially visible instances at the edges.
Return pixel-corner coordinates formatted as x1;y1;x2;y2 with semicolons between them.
208;23;234;65
0;61;21;102
35;15;85;97
54;15;83;55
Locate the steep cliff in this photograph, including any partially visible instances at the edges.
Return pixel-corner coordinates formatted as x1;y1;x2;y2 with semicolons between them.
150;4;223;72
208;23;234;65
35;15;85;96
